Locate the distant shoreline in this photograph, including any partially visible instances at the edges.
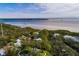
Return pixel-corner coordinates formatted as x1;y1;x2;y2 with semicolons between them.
0;19;79;33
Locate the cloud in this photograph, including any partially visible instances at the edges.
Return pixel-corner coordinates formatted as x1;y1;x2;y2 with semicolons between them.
1;3;79;18
38;3;76;13
0;12;58;18
37;3;79;17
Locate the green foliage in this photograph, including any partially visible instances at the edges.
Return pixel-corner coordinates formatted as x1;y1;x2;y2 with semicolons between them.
40;40;52;51
0;38;8;48
6;47;17;56
25;47;33;53
35;50;50;56
19;46;33;56
0;23;79;56
40;29;49;41
64;38;79;52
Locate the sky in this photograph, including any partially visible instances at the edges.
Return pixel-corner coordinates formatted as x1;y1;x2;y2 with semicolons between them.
1;3;79;32
0;3;79;18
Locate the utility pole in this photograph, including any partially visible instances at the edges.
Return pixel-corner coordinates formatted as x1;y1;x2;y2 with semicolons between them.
1;23;4;37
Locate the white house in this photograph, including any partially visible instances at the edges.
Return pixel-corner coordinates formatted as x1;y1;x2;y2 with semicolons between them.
0;48;5;56
14;38;21;47
34;38;42;41
64;35;76;40
63;35;79;42
53;33;60;37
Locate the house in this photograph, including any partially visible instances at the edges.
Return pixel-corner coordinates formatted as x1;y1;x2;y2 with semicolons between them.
31;34;42;41
21;35;27;39
33;32;39;35
14;38;21;47
32;47;41;53
63;35;79;42
31;32;41;41
0;48;6;56
62;49;66;52
64;35;76;40
53;33;60;37
34;38;42;41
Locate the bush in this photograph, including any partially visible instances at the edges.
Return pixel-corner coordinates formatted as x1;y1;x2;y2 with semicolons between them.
35;50;50;56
